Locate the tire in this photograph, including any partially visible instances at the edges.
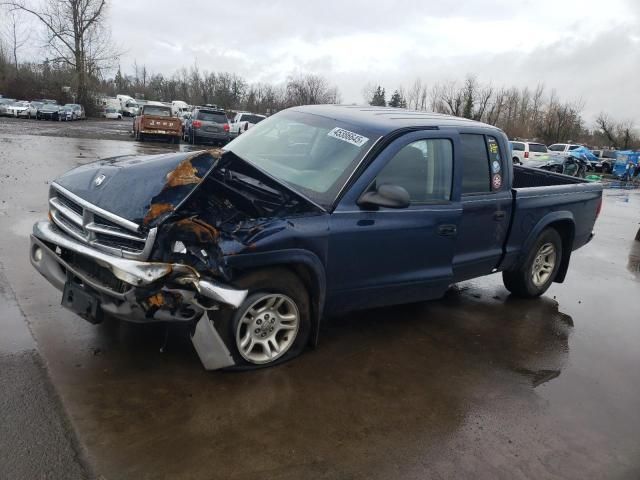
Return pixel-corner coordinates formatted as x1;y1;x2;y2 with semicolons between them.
211;268;311;370
513;157;521;165
503;228;563;298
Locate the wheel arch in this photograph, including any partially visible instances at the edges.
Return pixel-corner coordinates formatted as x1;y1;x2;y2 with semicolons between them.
225;249;327;347
521;212;575;284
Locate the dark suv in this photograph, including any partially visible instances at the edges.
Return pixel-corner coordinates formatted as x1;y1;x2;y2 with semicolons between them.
184;106;230;146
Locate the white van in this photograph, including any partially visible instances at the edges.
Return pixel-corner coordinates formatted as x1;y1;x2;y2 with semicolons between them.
509;141;548;165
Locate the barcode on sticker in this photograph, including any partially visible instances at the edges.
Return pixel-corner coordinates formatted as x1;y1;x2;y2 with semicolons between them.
327;128;369;147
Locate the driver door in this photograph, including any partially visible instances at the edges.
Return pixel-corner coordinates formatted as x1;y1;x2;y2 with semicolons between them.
327;130;462;313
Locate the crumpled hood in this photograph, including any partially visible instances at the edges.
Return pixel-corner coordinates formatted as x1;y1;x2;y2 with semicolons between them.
54;150;218;227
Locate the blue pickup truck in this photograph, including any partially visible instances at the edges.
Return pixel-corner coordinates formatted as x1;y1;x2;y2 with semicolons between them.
30;105;602;370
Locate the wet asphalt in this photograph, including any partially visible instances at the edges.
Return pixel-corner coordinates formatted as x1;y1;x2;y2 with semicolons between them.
1;119;640;479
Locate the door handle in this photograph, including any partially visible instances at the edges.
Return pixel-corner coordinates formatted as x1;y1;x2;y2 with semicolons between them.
438;224;457;236
493;211;506;221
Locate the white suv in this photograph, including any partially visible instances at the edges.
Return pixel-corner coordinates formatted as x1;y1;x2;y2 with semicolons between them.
547;143;583;155
230;112;266;137
510;141;548;165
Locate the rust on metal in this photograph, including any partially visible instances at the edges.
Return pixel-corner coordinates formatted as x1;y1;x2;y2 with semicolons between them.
174;218;220;244
143;203;174;225
147;292;165;307
165;158;201;188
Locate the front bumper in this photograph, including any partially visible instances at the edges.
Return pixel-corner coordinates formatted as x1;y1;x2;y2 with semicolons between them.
30;220;246;369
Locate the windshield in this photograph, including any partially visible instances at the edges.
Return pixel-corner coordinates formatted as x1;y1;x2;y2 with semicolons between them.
225;110;379;207
144;106;171;116
197;111;227;122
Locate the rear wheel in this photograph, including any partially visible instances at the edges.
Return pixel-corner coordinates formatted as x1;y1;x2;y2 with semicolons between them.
503;228;563;298
211;268;311;370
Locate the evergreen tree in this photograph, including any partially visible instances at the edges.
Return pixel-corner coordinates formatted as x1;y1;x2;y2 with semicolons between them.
388;89;407;108
369;86;386;106
114;66;126;93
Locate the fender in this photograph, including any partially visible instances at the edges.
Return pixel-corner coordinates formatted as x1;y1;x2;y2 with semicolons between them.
518;211;575;283
225;249;327;346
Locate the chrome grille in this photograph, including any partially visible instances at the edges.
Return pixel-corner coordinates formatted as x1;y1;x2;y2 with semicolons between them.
49;183;157;260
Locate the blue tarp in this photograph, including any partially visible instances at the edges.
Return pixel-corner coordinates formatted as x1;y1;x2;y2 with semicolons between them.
568;146;598;162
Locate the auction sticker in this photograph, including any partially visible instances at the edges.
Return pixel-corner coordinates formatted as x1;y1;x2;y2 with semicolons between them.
327;127;369;147
492;160;501;173
492;174;502;190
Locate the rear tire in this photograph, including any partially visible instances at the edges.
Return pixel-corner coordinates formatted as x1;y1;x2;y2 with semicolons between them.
503;228;563;298
211;268;311;370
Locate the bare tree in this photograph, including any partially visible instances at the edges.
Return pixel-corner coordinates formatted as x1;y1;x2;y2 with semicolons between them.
285;74;340;106
2;0;117;106
596;113;636;149
2;9;29;69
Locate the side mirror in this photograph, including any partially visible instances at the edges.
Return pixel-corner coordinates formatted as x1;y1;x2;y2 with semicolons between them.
358;184;410;209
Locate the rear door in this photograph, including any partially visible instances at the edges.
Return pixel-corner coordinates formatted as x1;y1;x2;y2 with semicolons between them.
328;130;462;312
452;132;512;281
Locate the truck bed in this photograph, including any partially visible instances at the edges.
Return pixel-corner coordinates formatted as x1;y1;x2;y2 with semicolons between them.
500;165;603;272
512;165;586;188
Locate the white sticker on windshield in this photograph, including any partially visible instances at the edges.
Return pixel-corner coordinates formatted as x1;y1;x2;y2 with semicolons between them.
327;127;369;147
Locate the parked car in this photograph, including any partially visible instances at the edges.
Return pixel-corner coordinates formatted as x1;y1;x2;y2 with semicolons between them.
547;143;583;154
592;149;617;174
510;141;548;165
60;105;75;121
0;98;16;116
5;101;30;117
65;104;86;120
184;106;230;145
103;107;122;120
29;105;603;370
24;101;44;119
36;103;62;121
525;153;588;178
171;100;190;117
230;111;266;137
133;103;181;143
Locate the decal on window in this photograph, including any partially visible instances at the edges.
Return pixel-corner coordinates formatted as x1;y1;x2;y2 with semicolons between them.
492;173;502;190
327;127;369;147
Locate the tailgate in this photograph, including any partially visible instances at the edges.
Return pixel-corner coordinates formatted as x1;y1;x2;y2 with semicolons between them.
142;116;181;133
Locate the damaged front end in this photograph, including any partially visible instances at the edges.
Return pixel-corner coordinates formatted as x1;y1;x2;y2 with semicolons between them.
31;149;320;369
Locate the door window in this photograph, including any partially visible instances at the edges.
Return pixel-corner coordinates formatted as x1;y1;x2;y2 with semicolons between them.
460;134;491;194
375;139;453;203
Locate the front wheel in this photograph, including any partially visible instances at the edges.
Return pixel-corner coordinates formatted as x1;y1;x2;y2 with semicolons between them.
503;228;563;298
211;268;311;370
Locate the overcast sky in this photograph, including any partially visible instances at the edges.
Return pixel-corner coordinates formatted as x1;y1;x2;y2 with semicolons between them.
45;0;640;124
